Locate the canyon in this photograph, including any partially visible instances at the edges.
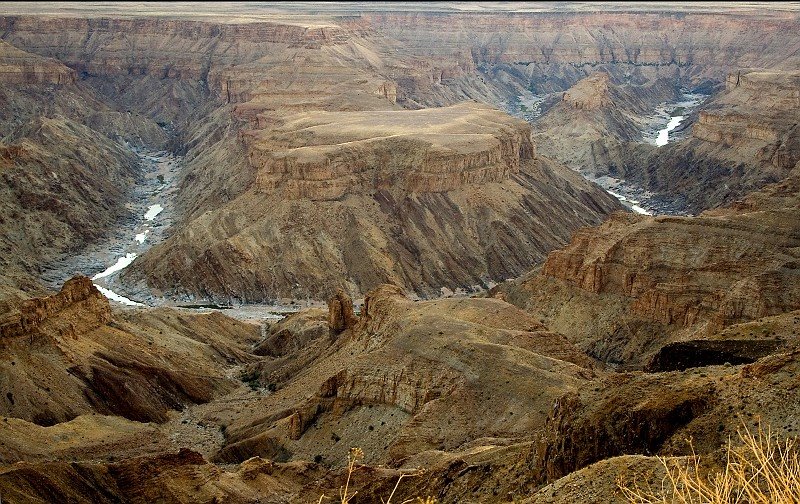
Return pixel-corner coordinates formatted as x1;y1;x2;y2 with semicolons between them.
0;2;799;503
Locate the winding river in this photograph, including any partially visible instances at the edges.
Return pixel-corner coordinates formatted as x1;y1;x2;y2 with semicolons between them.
88;149;178;306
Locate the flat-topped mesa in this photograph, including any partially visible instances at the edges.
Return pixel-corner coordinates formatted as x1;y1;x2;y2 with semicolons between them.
0;276;110;340
561;72;612;110
0;40;75;85
247;103;536;200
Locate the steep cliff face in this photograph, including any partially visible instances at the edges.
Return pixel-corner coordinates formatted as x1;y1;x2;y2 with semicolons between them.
247;103;535;200
610;70;800;212
0;39;75;85
360;10;800;95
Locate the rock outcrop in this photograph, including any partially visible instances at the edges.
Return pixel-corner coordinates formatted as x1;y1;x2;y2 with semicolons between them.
0;276;109;340
499;171;800;367
212;284;598;468
328;289;357;335
247;103;536;201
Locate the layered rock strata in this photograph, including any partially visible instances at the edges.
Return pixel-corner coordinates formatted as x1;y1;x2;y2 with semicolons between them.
123;103;620;302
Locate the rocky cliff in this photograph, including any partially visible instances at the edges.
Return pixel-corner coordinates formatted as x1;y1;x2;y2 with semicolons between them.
0;39;74;85
499;171;800;367
610;69;800;212
212;284;597;468
0;276;109;340
247;103;535;200
0;276;259;426
360;9;800;96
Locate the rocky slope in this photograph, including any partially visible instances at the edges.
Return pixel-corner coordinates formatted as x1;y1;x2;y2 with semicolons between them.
622;70;800;211
532;72;680;175
360;8;800;96
1;278;798;503
0;10;623;302
208;285;599;468
2;4;800;504
0;276;259;425
499;169;800;368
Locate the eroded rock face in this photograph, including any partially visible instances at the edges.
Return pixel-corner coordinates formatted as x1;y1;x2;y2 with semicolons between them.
0;276;109;340
619;70;800;212
561;72;613;110
0;39;75;85
541;209;800;332
0;278;259;425
327;289;357;335
247;103;536;201
124;131;619;302
498;172;800;368
212;284;597;468
360;9;800;95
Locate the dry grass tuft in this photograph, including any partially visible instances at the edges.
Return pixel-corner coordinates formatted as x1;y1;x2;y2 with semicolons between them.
316;447;435;504
619;423;800;503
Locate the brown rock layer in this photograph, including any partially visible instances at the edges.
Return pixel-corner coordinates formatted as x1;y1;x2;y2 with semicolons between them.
0;40;75;85
328;289;357;335
0;278;259;425
0;276;109;340
247;103;535;201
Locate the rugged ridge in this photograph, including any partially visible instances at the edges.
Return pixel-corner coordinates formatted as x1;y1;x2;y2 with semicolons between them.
0;276;109;340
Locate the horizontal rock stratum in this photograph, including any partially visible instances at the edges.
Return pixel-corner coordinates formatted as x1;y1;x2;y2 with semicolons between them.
247;103;536;200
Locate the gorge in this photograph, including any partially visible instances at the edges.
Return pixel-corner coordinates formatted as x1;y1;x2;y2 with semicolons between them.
1;2;799;503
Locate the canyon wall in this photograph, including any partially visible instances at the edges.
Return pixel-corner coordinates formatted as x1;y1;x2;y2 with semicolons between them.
617;70;800;212
359;10;800;93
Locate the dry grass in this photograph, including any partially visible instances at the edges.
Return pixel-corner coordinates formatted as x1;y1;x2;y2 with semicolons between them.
316;447;435;504
619;424;800;503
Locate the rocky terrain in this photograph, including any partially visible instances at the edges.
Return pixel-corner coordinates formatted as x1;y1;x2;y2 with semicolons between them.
0;40;168;294
1;2;800;504
122;103;619;302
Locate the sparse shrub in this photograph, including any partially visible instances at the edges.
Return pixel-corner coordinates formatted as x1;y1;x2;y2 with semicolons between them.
239;369;260;391
619;423;800;503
